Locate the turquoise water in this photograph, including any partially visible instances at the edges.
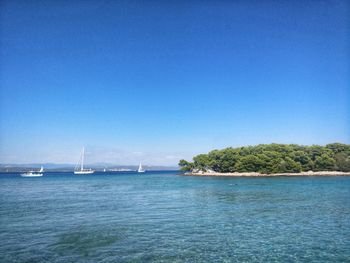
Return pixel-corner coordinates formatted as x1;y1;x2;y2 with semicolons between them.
0;171;349;262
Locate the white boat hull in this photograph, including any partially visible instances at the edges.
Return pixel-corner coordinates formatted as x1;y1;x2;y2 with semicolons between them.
21;173;43;177
74;170;94;175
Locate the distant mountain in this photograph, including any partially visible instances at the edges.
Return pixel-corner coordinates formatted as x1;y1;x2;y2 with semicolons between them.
0;163;75;169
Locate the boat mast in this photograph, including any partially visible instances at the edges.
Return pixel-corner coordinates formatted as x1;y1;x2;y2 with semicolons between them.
81;147;85;171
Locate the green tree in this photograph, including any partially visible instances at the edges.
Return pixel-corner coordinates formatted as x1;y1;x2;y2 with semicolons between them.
217;148;239;172
277;157;302;173
181;143;350;174
234;155;263;172
307;146;333;161
326;143;350;154
314;154;336;171
334;152;350;172
291;151;313;171
193;154;210;171
178;159;193;171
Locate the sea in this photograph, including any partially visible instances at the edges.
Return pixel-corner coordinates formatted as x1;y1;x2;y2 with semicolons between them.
0;171;349;262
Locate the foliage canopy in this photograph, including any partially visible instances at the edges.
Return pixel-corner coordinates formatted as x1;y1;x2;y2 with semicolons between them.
179;143;350;173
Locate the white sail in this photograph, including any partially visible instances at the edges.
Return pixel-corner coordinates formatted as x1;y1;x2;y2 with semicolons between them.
74;147;94;174
138;163;145;173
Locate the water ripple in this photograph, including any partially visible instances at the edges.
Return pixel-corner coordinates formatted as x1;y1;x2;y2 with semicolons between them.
1;172;349;262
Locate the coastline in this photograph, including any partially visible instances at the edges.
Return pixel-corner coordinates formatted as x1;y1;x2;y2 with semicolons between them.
184;171;350;177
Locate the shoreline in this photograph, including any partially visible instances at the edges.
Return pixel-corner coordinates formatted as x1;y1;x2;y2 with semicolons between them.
184;171;350;177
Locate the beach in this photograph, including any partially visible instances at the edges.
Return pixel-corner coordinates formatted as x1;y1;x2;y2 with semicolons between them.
185;170;350;177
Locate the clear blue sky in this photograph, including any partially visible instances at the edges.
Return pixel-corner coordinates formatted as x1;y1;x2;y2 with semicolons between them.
0;0;349;165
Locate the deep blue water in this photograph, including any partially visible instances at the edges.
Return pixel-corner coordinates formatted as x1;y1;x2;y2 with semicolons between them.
0;171;349;262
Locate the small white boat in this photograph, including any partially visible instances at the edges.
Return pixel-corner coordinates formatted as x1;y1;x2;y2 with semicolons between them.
21;166;44;177
138;163;145;173
74;147;95;175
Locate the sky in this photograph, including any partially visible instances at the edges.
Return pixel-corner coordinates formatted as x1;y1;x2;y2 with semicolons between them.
0;0;349;165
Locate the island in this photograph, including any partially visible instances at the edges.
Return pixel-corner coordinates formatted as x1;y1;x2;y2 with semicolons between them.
179;143;350;176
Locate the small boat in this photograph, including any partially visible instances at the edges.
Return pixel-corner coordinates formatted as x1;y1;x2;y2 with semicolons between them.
74;147;94;175
21;166;44;177
138;162;145;173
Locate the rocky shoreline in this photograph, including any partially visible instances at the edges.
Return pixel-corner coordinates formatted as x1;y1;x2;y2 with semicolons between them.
184;171;350;177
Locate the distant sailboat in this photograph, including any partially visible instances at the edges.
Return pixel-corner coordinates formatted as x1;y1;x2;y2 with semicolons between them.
74;147;94;175
21;166;44;177
138;163;145;173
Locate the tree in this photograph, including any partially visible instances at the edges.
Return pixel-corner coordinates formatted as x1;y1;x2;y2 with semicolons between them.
326;143;350;154
314;154;336;171
277;157;302;173
334;153;350;172
290;151;313;171
216;148;239;172
234;155;263;172
307;145;333;161
178;159;193;171
193;154;210;171
181;143;350;174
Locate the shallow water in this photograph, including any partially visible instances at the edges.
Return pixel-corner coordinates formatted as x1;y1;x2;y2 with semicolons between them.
0;171;349;262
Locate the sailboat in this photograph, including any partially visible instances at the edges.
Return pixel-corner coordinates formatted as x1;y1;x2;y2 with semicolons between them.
137;163;145;173
74;147;94;175
21;166;44;177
